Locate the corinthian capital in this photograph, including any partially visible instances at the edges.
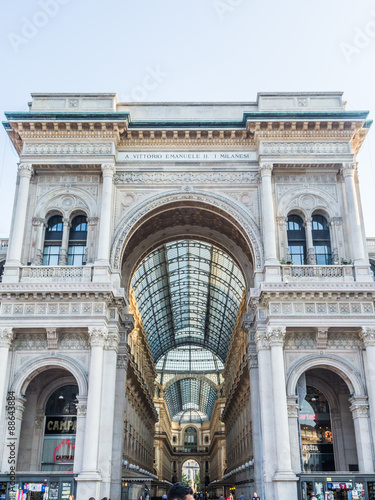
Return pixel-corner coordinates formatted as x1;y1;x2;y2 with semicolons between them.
341;163;357;177
105;332;120;351
101;163;116;177
266;326;286;346
359;327;375;347
0;328;14;348
88;326;109;347
259;163;273;178
18;163;33;178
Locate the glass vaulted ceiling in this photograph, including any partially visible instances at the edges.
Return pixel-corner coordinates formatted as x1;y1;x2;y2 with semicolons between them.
131;240;245;422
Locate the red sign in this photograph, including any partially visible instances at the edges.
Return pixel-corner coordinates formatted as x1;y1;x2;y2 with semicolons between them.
54;438;75;463
299;413;317;421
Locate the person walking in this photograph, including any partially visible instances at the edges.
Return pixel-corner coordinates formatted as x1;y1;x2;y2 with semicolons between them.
251;493;260;500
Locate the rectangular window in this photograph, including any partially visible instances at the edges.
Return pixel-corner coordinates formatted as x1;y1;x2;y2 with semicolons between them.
68;245;86;265
41;436;75;471
314;245;332;265
43;246;61;266
288;244;305;265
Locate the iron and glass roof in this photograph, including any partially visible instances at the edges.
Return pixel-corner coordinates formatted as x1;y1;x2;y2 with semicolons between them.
131;240;245;364
156;346;224;373
164;378;218;423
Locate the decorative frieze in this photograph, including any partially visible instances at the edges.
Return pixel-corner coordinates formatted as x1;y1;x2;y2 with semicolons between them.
269;301;373;316
114;171;257;185
12;333;47;350
261;141;350;155
23;142;113;155
1;301;107;317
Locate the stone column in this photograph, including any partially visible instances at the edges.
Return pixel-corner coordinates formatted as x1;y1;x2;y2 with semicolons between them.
255;329;276;500
304;217;315;265
328;217;342;265
266;326;297;496
74;397;87;474
99;330;120;498
111;349;130;499
5;164;33;270
31;218;47;265
359;327;375;452
58;218;71;265
276;216;288;261
259;163;278;265
96;163;115;264
349;397;374;473
0;328;15;470
76;326;108;499
341;163;366;263
13;397;26;468
287;397;302;474
86;217;99;264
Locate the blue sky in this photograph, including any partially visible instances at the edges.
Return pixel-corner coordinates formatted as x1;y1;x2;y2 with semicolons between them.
1;0;375;236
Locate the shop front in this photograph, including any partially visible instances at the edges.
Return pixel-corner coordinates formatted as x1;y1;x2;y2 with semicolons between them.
0;474;76;500
299;474;375;500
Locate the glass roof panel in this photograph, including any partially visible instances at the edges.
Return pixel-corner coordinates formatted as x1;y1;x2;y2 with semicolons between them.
156;346;224;373
132;240;245;364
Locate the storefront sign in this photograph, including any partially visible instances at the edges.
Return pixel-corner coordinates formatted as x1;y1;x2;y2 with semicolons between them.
299;413;317;421
327;482;353;490
45;417;77;435
54;438;75;463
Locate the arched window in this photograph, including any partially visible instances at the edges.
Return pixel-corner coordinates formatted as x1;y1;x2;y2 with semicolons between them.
300;386;334;472
312;215;331;265
42;385;78;472
287;215;306;265
68;215;88;265
43;215;63;265
184;427;198;452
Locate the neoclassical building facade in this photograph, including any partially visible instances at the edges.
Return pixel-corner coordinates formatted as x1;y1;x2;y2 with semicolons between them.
0;92;375;500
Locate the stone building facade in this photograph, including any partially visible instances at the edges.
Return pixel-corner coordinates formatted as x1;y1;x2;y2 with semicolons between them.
0;92;375;500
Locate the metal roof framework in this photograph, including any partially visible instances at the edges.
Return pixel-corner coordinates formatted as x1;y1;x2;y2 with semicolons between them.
131;240;245;421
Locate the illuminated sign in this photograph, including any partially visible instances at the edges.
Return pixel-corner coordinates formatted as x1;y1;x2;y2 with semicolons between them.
327;482;353;490
45;417;77;435
54;438;75;463
299;413;317;421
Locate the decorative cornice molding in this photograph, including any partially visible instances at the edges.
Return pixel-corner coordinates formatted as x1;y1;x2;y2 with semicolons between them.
23;142;113;156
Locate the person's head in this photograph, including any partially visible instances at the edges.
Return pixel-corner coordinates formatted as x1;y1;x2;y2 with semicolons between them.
168;483;194;500
68;496;74;500
253;494;258;498
89;498;95;500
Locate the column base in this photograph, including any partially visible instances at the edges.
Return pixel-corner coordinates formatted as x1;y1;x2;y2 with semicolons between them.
354;263;373;282
273;469;298;481
264;262;282;282
2;264;21;283
76;471;102;500
93;262;111;282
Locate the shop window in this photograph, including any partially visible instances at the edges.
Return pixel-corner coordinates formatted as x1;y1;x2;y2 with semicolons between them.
41;385;78;472
68;215;87;265
312;215;332;265
287;215;306;265
43;216;63;265
184;427;197;452
299;386;335;472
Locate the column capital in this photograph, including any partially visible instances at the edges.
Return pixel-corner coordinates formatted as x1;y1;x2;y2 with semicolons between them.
349;397;369;419
276;216;287;226
359;327;375;347
255;330;270;350
0;328;14;348
341;162;357;178
62;217;72;228
246;350;258;368
32;217;46;227
266;326;286;346
88;326;109;347
105;332;120;351
259;163;273;177
117;352;129;369
303;217;312;227
328;217;343;227
101;163;116;177
87;216;99;226
76;403;87;417
287;403;299;418
18;163;33;178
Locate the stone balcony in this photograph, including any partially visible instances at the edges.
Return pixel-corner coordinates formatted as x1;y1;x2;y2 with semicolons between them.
20;265;93;282
281;264;355;282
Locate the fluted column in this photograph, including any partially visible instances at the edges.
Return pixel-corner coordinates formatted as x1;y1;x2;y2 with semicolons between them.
74;397;87;473
96;163;115;264
328;217;342;265
31;218;47;265
304;217;315;265
287;397;302;474
259;163;278;265
80;327;108;474
359;327;375;450
6;164;33;265
342;163;366;263
349;397;374;473
59;218;71;265
255;330;276;500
